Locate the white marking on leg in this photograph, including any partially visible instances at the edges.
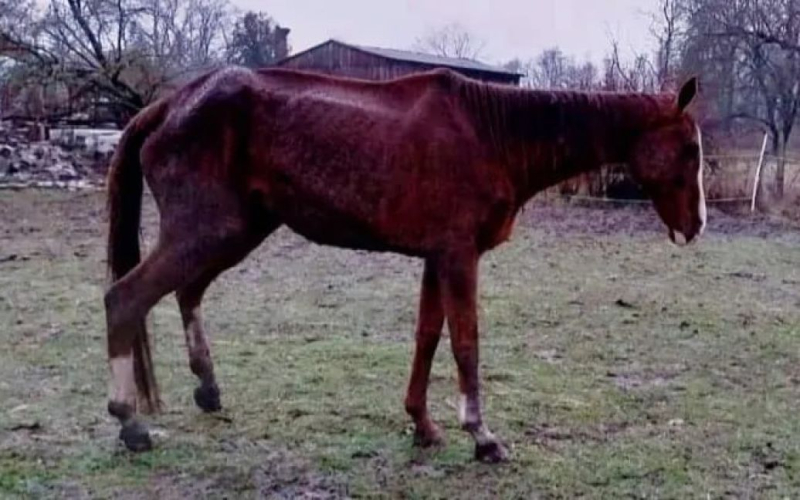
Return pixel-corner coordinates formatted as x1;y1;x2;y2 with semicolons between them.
458;392;503;455
696;125;707;235
673;231;688;246
458;394;469;426
471;424;497;446
184;306;202;352
109;355;137;409
458;394;483;435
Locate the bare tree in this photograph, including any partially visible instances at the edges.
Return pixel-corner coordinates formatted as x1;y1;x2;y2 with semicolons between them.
605;39;659;92
651;0;686;89
530;48;569;89
681;0;800;198
0;0;52;65
132;0;231;71
415;23;485;59
226;11;290;68
560;60;598;91
508;48;600;91
502;58;524;75
0;0;236;124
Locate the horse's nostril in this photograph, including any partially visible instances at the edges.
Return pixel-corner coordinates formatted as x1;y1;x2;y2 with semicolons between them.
670;229;688;246
685;225;705;244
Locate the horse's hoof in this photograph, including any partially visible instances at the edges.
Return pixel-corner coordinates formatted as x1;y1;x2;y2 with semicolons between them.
119;421;152;453
413;425;445;448
475;441;510;463
194;384;222;413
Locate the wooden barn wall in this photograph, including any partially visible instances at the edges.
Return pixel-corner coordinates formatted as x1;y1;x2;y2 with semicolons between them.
279;43;518;85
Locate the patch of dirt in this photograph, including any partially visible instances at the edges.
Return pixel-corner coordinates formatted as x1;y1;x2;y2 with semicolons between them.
114;473;238;500
525;416;691;452
750;442;787;474
109;443;348;500
252;450;348;499
606;364;688;392
525;421;636;450
532;349;563;365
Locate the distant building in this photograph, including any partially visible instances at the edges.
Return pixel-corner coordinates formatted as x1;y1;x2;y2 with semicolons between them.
275;39;521;86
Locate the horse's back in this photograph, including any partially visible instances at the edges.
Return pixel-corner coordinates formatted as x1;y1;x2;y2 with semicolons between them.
148;66;514;255
250;71;505;253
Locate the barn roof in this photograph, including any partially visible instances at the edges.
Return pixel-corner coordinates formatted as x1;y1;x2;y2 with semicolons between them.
350;43;520;77
279;39;521;79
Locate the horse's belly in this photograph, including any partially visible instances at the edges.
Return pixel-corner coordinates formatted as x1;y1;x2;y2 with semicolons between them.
270;200;418;254
252;160;458;256
286;218;390;251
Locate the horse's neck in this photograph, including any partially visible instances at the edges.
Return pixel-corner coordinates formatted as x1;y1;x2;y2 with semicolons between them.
457;82;671;204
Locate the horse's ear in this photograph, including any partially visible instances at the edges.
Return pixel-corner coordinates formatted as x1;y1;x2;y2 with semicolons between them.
677;77;699;112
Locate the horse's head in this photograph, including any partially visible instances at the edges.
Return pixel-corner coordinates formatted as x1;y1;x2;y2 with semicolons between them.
628;78;706;246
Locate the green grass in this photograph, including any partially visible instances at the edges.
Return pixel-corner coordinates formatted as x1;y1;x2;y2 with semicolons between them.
2;190;800;498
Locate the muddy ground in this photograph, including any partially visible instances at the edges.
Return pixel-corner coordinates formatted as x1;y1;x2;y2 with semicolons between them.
2;190;800;498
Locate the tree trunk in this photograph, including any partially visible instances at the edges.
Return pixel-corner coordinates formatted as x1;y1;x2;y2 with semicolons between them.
775;150;786;200
764;133;781;203
756;172;771;212
775;124;796;201
771;132;789;201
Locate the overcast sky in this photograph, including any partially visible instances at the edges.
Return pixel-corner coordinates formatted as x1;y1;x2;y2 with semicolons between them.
234;0;661;66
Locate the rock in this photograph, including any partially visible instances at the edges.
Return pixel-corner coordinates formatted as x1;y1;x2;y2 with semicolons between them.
0;121;115;189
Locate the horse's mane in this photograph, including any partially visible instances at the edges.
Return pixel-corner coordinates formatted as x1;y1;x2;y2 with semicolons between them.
443;75;678;195
453;76;673;145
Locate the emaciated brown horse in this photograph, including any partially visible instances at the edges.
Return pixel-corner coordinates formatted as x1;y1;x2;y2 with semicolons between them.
105;67;706;462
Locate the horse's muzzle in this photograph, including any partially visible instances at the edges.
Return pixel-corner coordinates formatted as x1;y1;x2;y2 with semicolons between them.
669;226;701;247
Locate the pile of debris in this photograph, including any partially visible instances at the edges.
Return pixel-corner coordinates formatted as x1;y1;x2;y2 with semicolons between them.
0;121;120;190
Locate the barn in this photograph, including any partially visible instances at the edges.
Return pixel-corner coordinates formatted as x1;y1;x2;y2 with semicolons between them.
275;39;522;86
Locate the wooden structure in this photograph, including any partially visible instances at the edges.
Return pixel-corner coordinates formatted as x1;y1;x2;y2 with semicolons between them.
275;39;521;86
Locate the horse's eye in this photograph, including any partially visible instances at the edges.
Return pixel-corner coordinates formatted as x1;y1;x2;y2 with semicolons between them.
683;143;700;160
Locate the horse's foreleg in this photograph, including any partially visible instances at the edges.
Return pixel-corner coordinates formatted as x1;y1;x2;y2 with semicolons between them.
405;259;445;447
438;252;509;463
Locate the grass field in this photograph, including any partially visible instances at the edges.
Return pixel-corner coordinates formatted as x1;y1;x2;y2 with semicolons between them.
2;190;800;498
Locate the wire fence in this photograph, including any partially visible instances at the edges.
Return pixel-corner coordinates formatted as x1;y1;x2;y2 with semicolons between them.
554;141;800;210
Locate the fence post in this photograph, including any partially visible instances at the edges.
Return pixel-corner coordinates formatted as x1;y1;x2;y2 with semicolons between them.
752;132;769;213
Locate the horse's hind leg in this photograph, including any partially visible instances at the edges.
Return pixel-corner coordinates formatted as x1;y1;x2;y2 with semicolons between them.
107;203;273;451
175;225;277;413
177;275;223;413
106;239;213;451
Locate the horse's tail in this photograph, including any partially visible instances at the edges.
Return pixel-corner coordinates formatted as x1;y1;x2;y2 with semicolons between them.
106;99;169;413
